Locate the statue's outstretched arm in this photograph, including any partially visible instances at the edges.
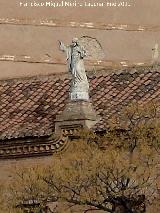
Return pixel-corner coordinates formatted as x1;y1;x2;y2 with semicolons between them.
58;40;67;52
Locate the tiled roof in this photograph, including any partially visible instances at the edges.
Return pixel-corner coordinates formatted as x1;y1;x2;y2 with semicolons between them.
0;67;160;140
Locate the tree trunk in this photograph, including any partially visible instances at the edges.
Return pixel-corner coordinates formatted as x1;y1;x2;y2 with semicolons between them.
114;205;127;213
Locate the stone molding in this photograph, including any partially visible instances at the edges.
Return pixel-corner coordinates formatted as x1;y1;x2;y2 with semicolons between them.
0;126;81;159
55;100;100;133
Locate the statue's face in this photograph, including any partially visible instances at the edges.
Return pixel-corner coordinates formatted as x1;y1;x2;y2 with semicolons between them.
72;38;78;46
72;41;77;47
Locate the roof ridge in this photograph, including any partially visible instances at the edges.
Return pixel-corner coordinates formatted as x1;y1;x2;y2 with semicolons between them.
0;72;71;84
88;65;160;77
0;65;159;83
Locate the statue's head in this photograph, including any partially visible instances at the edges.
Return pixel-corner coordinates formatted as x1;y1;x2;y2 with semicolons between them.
72;37;79;46
155;43;159;50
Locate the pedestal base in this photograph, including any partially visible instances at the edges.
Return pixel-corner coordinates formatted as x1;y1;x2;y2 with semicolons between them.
55;100;100;134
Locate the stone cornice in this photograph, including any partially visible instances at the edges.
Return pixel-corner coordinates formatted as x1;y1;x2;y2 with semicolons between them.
0;136;66;159
0;126;81;159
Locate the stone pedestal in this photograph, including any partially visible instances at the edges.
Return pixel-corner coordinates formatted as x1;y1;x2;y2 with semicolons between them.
70;91;89;101
55;100;99;134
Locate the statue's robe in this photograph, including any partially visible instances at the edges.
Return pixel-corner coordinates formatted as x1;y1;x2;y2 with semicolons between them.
60;42;89;91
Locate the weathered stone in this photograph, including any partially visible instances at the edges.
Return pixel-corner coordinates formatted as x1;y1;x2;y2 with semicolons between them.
59;38;89;101
55;100;100;133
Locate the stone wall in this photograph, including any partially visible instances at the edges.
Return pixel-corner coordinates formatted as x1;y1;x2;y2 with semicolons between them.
0;155;53;182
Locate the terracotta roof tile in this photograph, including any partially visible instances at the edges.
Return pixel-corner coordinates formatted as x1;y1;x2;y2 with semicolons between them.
0;68;160;140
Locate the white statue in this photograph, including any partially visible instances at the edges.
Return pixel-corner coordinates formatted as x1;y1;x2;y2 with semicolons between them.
152;43;159;64
59;38;89;100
